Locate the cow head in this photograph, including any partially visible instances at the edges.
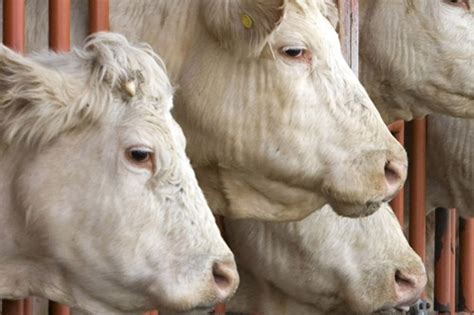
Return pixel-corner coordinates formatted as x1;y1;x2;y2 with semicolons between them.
226;203;427;313
172;0;407;221
0;33;238;313
360;0;474;123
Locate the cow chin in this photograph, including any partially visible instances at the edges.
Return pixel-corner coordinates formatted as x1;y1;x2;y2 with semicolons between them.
328;199;383;218
150;288;224;314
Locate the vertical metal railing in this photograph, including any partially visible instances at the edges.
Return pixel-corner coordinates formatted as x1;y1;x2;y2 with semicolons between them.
409;118;427;264
2;1;25;314
48;1;71;314
459;217;474;313
88;0;109;34
434;208;457;314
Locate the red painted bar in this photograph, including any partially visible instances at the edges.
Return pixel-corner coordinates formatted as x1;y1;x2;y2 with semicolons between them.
409;118;427;262
459;217;474;312
48;2;71;313
88;0;109;33
214;303;226;315
49;0;70;52
449;209;456;314
48;303;70;315
388;120;405;226
2;1;26;313
2;300;24;315
3;0;24;52
434;208;456;313
24;298;32;315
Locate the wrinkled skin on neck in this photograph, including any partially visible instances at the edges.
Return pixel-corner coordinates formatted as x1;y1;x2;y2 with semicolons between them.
360;0;474;123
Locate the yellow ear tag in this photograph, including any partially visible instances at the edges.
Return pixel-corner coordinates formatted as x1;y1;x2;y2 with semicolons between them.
241;14;253;29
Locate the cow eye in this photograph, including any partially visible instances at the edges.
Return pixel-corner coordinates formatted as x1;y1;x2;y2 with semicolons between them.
444;0;469;9
126;147;154;172
126;148;153;165
129;150;150;162
282;47;305;58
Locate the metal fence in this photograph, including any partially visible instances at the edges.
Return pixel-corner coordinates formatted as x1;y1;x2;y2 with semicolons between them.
1;0;473;314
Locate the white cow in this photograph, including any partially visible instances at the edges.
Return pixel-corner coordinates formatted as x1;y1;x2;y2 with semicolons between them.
0;33;238;314
0;0;408;221
359;0;474;123
174;204;427;315
359;0;473;304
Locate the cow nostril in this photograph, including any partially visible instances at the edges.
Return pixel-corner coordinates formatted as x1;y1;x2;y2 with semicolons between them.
383;160;406;201
385;161;400;184
212;259;238;300
395;269;415;289
393;269;426;308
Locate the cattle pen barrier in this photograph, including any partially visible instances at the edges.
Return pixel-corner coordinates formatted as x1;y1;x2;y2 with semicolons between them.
1;0;473;314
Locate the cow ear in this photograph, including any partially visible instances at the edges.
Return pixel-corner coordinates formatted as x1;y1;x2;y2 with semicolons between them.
0;45;75;146
201;0;285;55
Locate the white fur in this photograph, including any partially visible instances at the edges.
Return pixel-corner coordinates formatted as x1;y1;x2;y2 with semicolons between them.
0;33;237;313
173;204;426;315
359;0;474;123
0;0;407;220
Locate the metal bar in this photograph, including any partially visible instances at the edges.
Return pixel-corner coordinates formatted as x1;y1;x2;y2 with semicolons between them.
3;0;25;52
88;0;109;33
449;209;457;314
388;120;405;225
409;118;427;262
2;1;26;312
2;300;24;315
49;0;70;52
48;2;71;313
214;303;226;315
459;217;474;312
24;298;32;315
48;303;69;315
434;208;456;313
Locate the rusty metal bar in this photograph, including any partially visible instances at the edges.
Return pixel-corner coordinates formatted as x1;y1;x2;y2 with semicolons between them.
449;209;456;314
48;303;70;315
409;118;427;262
2;1;26;313
3;0;24;53
88;0;109;33
214;304;226;315
48;1;71;314
49;0;70;52
24;298;32;315
2;300;24;315
434;208;456;313
459;217;474;312
388;120;405;225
